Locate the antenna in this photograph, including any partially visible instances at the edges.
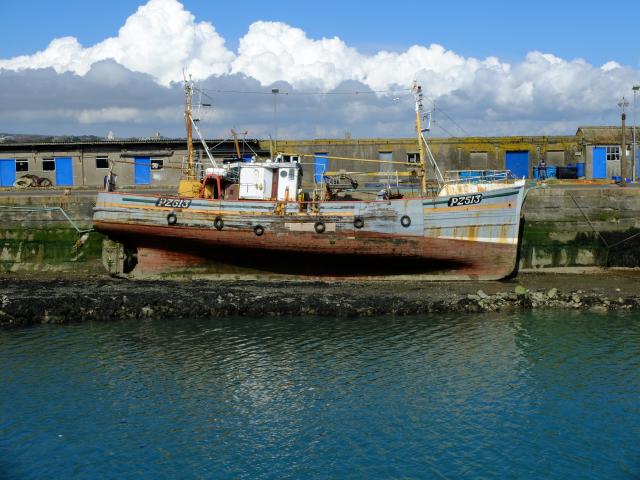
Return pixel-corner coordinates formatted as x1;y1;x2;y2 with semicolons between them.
423;111;432;132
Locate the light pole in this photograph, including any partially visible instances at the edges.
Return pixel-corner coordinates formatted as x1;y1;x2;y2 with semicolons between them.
633;85;639;182
619;97;630;180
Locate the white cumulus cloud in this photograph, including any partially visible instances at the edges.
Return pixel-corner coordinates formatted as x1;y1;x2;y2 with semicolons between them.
0;0;638;137
231;21;362;90
0;0;234;86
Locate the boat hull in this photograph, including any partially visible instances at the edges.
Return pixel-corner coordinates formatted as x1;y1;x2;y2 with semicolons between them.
94;184;525;280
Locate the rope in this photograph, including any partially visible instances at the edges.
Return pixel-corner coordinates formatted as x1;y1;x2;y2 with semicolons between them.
278;152;411;167
0;205;93;234
566;191;609;248
569;196;640;262
111;159;183;171
608;231;640;249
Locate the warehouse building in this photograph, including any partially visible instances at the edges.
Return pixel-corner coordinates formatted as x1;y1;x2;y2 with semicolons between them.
276;134;581;185
577;127;639;180
0;138;267;188
0;126;636;189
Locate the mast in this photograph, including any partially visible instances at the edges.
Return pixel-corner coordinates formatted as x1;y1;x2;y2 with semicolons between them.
413;82;444;192
413;82;428;195
231;128;242;160
184;82;195;179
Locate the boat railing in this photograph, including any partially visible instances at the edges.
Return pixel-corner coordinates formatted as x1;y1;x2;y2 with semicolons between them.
443;170;516;185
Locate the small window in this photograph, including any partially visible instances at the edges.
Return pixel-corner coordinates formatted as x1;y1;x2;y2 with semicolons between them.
96;157;109;169
150;159;164;170
470;152;488;167
42;159;55;171
16;159;28;172
379;152;393;173
283;155;300;163
606;146;620;161
406;152;420;164
469;152;488;163
545;151;564;164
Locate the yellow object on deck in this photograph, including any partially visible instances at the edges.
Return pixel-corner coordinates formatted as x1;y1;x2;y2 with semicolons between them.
178;179;201;197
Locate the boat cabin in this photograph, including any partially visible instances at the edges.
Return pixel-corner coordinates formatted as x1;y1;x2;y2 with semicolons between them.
200;160;302;201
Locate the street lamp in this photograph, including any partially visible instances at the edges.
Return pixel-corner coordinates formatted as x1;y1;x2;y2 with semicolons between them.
633;85;639;182
619;97;630;181
618;96;629;114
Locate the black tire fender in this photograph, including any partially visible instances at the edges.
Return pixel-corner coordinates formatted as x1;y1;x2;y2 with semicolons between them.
214;216;224;231
314;221;326;234
167;212;177;225
353;217;364;229
400;215;411;228
254;225;265;236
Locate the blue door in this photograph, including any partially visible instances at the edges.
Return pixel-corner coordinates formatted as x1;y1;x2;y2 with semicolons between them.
0;158;16;187
134;156;151;185
592;147;606;179
505;151;529;179
55;157;73;186
314;153;328;183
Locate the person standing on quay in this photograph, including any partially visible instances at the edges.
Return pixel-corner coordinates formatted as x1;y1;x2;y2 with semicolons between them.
538;158;547;180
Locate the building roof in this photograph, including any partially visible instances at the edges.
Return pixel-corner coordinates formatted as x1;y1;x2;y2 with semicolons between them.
0;138;260;147
576;126;637;145
0;138;269;156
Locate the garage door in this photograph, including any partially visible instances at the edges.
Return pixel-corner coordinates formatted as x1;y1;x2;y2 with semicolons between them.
0;159;16;187
505;151;529;179
134;156;151;185
55;157;73;186
592;147;606;179
314;153;328;183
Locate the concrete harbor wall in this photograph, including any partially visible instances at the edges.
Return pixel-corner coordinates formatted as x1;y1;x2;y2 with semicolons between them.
521;186;640;270
0;185;639;275
0;194;104;273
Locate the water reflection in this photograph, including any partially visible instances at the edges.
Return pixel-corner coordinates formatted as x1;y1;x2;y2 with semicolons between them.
1;312;639;479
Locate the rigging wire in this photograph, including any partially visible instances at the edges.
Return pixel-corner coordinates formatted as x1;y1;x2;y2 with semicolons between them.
422;92;512;153
431;120;459;139
194;84;508;158
193;86;411;97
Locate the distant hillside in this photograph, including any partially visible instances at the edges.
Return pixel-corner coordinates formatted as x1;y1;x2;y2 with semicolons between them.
0;133;180;144
0;133;105;144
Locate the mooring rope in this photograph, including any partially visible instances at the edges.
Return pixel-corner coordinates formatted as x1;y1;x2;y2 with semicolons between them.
0;205;93;234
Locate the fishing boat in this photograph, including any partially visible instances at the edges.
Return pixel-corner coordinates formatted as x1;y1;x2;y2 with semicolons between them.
93;83;526;279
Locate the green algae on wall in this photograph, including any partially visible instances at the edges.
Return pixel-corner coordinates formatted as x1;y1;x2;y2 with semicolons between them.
521;221;640;269
520;221;603;269
0;227;105;273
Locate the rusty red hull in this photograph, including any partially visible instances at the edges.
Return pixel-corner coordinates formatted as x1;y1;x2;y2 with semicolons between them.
95;220;519;280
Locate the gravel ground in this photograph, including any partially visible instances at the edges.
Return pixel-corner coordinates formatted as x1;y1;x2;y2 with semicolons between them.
1;270;640;328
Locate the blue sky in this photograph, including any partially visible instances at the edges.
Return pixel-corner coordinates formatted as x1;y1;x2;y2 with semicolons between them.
1;0;637;67
0;0;638;138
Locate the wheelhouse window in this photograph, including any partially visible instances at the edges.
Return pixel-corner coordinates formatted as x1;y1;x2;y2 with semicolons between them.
16;159;28;172
42;158;55;171
606;146;620;161
283;155;300;163
150;159;164;170
96;157;109;169
406;152;420;164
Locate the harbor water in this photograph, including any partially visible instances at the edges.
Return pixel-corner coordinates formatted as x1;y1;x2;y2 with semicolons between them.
1;312;639;479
